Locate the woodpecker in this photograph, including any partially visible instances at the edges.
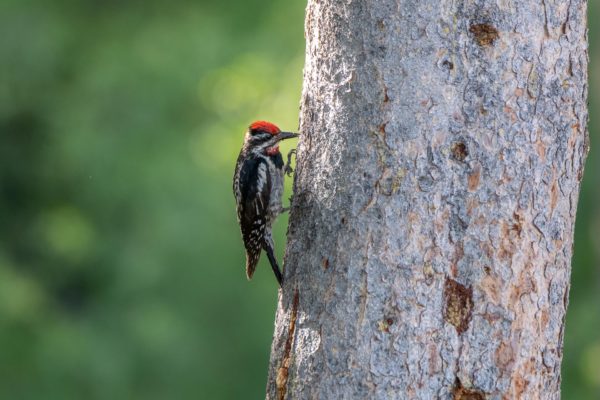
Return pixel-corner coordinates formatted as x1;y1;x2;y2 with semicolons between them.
233;121;297;286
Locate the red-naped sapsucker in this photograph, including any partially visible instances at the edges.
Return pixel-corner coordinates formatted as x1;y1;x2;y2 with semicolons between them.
233;121;297;286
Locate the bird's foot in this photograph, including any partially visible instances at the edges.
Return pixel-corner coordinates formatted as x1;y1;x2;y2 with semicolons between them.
285;148;297;177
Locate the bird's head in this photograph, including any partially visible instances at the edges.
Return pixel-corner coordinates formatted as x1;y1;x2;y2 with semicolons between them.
244;121;297;156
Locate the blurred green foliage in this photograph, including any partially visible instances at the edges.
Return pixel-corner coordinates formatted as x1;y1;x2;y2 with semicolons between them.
0;0;597;399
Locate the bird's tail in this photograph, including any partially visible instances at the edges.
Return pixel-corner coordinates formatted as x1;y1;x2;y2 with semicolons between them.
264;233;283;286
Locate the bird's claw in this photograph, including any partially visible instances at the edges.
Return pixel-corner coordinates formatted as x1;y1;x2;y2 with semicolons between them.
284;165;294;177
285;148;297;177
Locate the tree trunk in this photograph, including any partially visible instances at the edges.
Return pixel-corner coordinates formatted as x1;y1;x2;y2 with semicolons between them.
267;0;588;398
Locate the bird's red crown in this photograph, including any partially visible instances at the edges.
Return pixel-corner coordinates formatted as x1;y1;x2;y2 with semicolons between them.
249;121;281;135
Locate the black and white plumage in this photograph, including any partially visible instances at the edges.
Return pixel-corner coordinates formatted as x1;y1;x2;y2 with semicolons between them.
233;121;297;286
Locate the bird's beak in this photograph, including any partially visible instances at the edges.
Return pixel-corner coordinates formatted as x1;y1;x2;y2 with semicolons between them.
276;131;298;141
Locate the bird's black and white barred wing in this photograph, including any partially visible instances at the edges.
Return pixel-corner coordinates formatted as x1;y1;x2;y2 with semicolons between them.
235;156;272;279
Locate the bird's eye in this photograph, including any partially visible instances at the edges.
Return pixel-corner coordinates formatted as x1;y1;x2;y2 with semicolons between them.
249;129;266;136
249;131;272;141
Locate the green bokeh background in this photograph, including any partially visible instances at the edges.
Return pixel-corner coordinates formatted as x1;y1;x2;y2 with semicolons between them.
1;1;598;398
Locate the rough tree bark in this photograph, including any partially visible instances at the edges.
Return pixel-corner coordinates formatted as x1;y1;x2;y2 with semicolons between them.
267;0;588;399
